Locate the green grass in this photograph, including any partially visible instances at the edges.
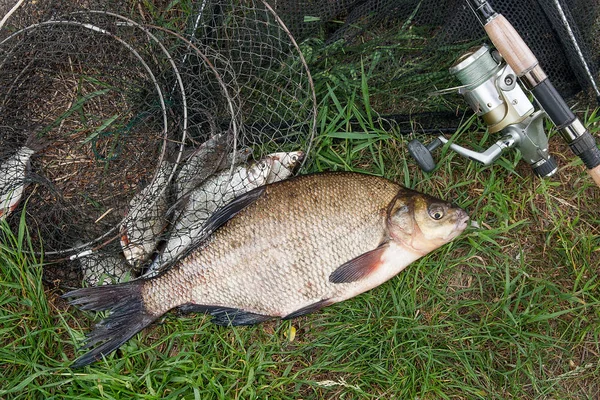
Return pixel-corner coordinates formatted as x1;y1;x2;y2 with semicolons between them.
3;94;600;399
3;8;600;400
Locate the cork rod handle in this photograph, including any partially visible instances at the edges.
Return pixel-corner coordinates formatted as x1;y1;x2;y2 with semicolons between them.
483;14;538;76
587;165;600;187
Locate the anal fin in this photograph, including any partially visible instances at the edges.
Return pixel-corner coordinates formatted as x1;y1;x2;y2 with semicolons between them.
178;304;273;326
329;242;389;284
282;298;333;320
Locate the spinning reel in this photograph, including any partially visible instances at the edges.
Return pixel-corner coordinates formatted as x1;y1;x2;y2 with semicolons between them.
409;44;558;177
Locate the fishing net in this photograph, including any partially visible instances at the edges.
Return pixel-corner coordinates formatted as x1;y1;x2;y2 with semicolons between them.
0;0;316;288
2;0;598;288
271;0;600;125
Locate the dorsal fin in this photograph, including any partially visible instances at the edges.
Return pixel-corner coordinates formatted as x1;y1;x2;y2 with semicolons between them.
199;185;266;238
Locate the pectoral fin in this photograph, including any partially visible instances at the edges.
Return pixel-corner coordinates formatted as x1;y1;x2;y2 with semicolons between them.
329;242;389;284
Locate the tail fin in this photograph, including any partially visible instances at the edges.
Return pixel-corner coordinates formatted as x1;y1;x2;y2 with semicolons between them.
63;281;158;368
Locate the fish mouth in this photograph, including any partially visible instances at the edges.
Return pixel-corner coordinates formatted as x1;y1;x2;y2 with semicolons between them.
455;209;470;231
441;209;469;241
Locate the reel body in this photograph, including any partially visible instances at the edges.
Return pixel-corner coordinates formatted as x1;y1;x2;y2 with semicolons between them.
410;45;557;177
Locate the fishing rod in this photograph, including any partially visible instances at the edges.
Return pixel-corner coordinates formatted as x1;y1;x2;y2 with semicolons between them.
409;0;600;187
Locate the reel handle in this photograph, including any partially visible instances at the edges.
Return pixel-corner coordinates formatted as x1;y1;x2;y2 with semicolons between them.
408;138;442;172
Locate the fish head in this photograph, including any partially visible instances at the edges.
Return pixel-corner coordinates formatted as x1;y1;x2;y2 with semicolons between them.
266;151;305;170
18;146;35;158
229;147;253;165
263;151;305;184
246;157;275;187
386;189;469;255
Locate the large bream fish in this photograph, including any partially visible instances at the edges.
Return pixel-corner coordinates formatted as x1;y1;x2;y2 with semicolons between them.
64;172;469;367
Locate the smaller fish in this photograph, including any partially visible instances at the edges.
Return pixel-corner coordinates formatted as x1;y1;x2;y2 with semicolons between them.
121;136;250;270
145;156;277;276
120;160;172;267
175;133;249;200
0;145;35;219
76;246;133;286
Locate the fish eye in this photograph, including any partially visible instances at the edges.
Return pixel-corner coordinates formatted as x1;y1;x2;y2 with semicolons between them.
428;205;445;220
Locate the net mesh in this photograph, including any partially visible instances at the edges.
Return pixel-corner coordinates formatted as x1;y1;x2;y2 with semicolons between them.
272;0;600;101
1;0;599;288
0;0;316;287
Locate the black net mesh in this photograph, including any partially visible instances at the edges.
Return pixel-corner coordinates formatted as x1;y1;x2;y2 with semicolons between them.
1;0;599;288
272;0;600;101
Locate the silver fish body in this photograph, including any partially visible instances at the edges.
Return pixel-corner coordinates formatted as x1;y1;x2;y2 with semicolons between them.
120;160;172;266
64;172;468;367
0;146;35;219
175;133;250;200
